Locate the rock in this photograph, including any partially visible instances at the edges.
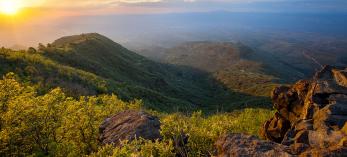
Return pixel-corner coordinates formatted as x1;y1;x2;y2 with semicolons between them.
215;133;294;157
260;113;291;143
332;68;347;87
260;65;347;156
289;143;309;155
271;80;311;122
99;110;161;146
300;146;347;157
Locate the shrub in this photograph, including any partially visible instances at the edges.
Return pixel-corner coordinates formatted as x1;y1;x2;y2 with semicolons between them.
0;72;274;156
0;73;141;156
89;139;175;157
160;109;274;156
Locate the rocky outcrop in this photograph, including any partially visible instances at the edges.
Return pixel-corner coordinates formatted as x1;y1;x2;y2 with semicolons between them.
99;110;161;146
215;66;347;157
215;133;294;157
260;65;347;156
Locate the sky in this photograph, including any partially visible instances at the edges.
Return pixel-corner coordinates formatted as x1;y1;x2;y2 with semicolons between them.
0;0;347;47
4;0;347;15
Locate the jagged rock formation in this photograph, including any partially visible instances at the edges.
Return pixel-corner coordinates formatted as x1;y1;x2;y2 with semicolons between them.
215;66;347;157
99;110;161;146
260;65;347;156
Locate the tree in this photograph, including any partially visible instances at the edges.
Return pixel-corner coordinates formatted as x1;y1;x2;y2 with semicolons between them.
38;43;46;51
27;47;37;53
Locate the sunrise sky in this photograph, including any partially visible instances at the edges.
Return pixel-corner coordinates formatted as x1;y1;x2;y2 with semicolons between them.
1;0;347;17
1;0;347;48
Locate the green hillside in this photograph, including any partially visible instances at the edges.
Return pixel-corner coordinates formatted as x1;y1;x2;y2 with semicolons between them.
158;42;280;97
0;33;268;112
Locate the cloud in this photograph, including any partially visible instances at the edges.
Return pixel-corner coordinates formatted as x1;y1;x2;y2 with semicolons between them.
119;0;162;3
26;0;283;8
19;0;347;14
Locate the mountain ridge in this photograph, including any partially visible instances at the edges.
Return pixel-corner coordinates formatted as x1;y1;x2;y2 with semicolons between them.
0;33;270;112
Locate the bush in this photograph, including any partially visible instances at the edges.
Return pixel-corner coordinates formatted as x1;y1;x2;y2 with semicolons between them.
160;109;274;156
89;139;175;157
0;72;274;156
0;73;141;156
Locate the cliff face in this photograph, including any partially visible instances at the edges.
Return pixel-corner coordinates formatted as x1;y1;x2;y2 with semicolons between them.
261;65;347;155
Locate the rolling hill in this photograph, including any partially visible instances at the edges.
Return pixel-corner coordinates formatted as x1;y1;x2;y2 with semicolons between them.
139;42;281;97
137;38;347;98
0;33;268;112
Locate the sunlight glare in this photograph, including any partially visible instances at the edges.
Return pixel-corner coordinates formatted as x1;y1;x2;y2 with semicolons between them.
0;0;21;15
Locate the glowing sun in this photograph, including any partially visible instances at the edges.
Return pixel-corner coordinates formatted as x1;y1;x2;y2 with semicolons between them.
0;0;21;15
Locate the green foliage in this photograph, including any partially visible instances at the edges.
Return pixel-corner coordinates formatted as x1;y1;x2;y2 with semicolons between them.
0;47;109;96
160;109;275;156
89;109;274;157
0;73;141;156
89;139;175;157
0;34;278;156
0;73;275;156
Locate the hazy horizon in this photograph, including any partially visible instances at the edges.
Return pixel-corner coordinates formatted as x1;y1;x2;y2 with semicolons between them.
1;0;347;48
2;11;347;48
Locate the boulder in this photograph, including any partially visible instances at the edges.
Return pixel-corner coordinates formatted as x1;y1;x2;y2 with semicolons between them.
215;133;293;157
99;110;161;146
260;112;291;143
260;65;347;156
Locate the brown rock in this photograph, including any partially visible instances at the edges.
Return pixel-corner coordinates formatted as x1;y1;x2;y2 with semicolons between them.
342;123;347;135
332;68;347;87
260;65;347;156
260;113;291;143
290;143;309;155
271;80;311;122
99;110;161;146
215;133;294;157
300;146;347;157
